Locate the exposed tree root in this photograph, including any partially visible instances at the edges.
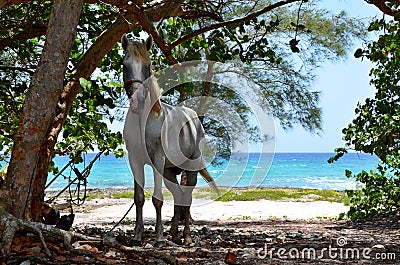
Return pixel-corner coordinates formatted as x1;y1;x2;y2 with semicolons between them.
0;206;101;260
0;206;177;264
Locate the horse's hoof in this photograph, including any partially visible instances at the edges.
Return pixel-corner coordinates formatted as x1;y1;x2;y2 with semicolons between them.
184;237;192;246
171;237;182;245
154;240;166;247
131;239;142;246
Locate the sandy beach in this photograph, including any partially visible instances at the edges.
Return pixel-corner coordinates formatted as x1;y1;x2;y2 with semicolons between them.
71;196;349;226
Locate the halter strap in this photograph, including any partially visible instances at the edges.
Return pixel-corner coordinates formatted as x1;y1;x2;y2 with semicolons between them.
124;79;143;91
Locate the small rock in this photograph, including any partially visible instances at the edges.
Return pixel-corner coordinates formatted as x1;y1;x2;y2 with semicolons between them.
103;234;117;245
287;233;298;239
276;235;286;243
201;227;211;235
236;249;245;255
196;241;207;247
144;243;153;248
224;251;237;265
20;260;30;265
167;241;179;247
30;246;41;254
372;244;386;250
212;239;221;245
311;232;321;238
72;242;80;248
104;249;117;258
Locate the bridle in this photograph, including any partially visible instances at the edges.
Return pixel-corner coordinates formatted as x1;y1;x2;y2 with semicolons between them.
124;78;145;99
124;78;144;91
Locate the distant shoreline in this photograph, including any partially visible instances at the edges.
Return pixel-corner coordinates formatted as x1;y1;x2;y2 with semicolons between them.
46;186;349;204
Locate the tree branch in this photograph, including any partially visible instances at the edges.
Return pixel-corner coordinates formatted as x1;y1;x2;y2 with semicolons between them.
0;66;35;75
366;0;400;16
169;0;301;50
143;0;184;22
0;128;13;139
0;25;47;51
0;0;141;9
131;4;179;64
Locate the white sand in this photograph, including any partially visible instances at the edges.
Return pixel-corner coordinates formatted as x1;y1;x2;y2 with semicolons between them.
73;198;348;225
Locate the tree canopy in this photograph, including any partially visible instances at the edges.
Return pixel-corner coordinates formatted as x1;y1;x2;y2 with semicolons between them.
0;0;366;166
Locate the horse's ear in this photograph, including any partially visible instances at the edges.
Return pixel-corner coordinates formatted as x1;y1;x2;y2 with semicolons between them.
146;35;153;51
121;34;129;51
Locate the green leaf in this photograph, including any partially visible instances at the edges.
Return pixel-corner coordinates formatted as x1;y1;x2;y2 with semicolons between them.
79;77;91;89
354;48;363;58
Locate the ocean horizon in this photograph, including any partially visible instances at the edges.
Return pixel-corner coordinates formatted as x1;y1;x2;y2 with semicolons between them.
46;152;379;191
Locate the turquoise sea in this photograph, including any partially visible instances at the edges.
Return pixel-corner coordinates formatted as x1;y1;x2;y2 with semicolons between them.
47;153;379;191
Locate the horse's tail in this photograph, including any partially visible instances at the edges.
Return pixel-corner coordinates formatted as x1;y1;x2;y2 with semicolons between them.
199;168;220;195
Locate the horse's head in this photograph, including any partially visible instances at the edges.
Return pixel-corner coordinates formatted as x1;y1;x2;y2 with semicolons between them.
121;34;153;114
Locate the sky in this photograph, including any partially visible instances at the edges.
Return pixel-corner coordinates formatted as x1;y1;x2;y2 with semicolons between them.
274;0;381;153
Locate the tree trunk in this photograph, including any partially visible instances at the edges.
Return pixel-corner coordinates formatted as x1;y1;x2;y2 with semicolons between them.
4;0;83;220
30;14;138;222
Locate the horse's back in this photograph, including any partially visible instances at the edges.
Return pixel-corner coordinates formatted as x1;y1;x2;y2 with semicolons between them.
161;102;204;141
160;102;204;169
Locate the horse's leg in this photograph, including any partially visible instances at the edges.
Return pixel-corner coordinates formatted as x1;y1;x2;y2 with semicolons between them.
181;170;197;245
151;161;165;247
129;162;145;246
163;168;183;244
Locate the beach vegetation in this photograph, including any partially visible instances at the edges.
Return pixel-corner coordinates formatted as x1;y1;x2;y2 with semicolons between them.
84;193;105;201
214;188;348;203
112;191;153;200
331;18;400;221
80;187;348;204
111;191;135;199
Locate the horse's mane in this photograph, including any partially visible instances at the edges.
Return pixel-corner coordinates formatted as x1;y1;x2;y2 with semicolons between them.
126;42;151;64
127;41;162;116
147;75;162;116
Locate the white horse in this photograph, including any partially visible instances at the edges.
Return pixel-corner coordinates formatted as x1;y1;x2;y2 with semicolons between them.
121;34;218;246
